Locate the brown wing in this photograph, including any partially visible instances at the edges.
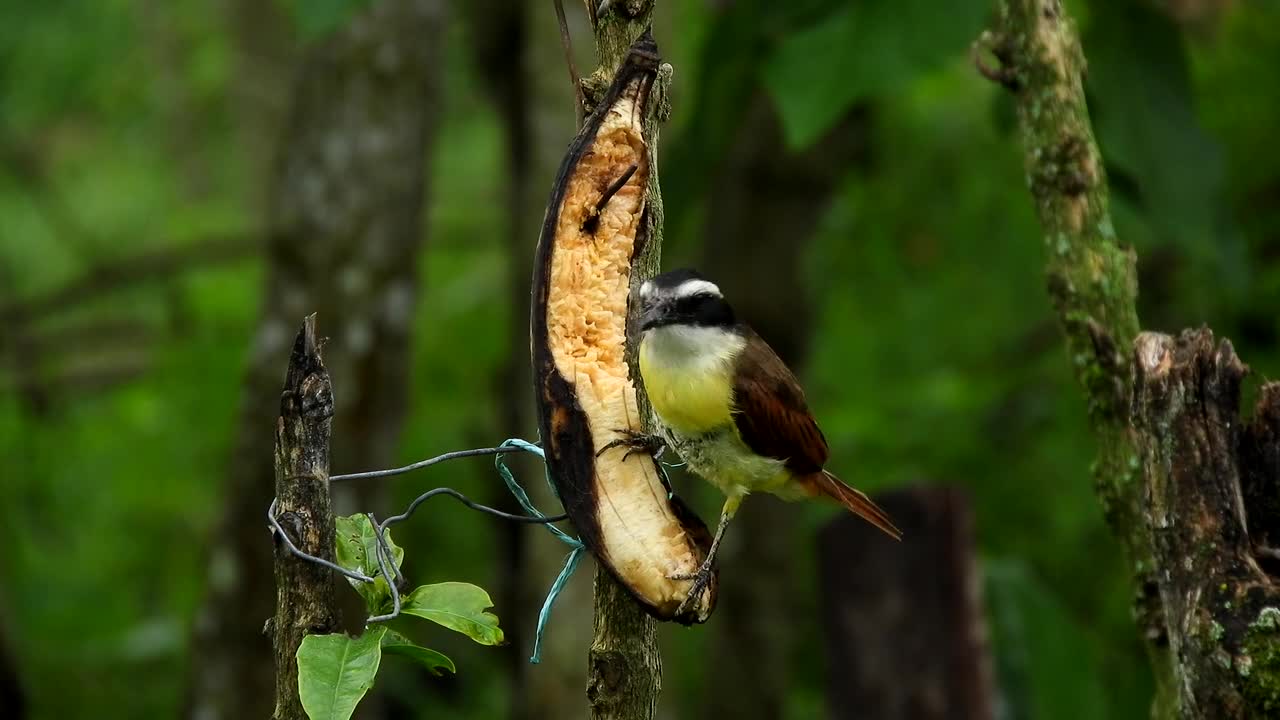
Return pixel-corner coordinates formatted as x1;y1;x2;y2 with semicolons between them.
730;327;829;474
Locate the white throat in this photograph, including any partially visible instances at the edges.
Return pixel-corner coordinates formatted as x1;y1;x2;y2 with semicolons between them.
641;324;744;368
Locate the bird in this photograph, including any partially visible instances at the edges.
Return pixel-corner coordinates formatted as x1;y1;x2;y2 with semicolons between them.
601;268;902;615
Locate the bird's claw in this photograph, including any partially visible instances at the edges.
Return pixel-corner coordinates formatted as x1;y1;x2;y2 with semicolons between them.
596;428;666;462
672;561;714;616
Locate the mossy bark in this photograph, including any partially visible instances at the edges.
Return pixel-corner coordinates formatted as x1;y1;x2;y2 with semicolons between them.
988;1;1280;716
986;0;1170;690
583;1;666;718
1132;330;1280;717
985;0;1171;710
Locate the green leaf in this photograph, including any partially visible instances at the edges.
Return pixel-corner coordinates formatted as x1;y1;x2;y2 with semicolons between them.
1084;0;1237;279
401;582;504;646
380;630;456;676
297;627;386;720
334;514;403;611
764;0;988;148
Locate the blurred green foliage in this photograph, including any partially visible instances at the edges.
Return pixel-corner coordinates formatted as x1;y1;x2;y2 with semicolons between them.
2;0;1278;718
765;0;989;147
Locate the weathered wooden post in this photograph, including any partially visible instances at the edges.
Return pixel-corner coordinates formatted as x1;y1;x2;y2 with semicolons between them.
269;315;340;720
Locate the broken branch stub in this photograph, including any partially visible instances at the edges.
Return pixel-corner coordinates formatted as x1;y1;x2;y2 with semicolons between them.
1132;329;1280;716
530;31;717;624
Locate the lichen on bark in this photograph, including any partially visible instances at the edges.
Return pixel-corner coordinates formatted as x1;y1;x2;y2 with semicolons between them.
984;0;1172;710
1131;330;1280;717
1243;607;1280;713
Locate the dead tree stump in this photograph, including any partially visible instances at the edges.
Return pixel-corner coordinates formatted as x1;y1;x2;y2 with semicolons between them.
269;315;340;720
1132;329;1280;716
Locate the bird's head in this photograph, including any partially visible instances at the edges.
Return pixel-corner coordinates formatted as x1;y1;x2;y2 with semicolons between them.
638;269;737;334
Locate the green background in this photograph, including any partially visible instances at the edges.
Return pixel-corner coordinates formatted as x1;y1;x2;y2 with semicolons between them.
1;0;1277;717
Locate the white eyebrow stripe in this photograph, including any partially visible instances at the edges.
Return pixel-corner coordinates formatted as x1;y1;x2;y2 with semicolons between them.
672;279;721;298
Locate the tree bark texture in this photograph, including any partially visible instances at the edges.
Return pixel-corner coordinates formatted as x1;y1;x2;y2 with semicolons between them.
819;486;993;720
1132;330;1280;717
185;2;444;717
270;316;340;720
698;95;871;720
587;573;662;720
984;0;1173;712
583;2;666;719
988;1;1280;716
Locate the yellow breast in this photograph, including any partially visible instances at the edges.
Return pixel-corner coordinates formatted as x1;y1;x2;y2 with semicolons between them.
638;328;740;435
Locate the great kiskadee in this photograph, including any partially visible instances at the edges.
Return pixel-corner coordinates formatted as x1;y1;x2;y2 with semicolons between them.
606;269;902;614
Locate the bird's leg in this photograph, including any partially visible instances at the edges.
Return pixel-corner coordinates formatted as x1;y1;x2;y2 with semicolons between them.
673;495;741;615
596;427;667;462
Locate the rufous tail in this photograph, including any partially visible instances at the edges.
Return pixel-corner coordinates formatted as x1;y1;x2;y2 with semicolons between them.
801;470;902;540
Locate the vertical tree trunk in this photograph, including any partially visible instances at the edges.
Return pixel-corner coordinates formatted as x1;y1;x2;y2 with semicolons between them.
269;316;339;720
980;0;1170;713
185;2;444;717
587;576;661;720
583;3;665;719
985;1;1280;716
697;96;871;720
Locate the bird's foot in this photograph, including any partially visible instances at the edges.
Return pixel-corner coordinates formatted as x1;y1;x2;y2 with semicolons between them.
596;428;666;462
672;559;714;616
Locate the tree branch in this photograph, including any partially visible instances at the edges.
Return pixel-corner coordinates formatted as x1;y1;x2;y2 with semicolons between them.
269;315;339;720
583;2;666;718
983;0;1174;711
0;236;256;326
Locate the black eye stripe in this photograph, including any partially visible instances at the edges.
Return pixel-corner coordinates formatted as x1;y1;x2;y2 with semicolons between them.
673;294;711;313
670;293;734;327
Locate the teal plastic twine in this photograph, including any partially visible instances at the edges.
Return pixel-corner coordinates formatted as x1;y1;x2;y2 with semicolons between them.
494;438;585;664
659;459;684;500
